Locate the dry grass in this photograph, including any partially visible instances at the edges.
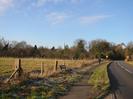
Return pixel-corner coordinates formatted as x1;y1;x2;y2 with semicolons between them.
0;58;96;77
127;61;133;66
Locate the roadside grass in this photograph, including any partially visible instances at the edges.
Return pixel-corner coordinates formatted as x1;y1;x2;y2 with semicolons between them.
88;63;110;98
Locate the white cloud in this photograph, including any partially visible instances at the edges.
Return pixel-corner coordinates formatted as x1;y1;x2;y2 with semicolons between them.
0;0;13;15
80;15;111;24
46;12;69;24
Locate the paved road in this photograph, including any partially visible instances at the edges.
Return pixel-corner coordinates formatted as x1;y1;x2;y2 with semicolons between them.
108;61;133;99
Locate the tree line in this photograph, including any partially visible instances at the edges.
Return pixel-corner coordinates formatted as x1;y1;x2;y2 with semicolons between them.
0;37;133;60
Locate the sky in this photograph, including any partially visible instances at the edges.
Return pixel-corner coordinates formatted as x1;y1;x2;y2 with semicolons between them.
0;0;133;47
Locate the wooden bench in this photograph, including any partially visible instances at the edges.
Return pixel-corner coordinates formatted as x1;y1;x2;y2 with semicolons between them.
59;65;67;71
59;65;73;74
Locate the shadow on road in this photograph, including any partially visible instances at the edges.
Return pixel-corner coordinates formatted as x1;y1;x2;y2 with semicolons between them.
107;62;120;99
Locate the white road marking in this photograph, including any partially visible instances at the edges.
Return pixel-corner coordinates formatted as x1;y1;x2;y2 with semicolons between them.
117;62;133;74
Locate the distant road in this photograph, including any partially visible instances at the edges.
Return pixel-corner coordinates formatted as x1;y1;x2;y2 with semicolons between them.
108;61;133;99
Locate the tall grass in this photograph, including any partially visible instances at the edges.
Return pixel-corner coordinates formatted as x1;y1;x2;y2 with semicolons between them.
88;63;110;98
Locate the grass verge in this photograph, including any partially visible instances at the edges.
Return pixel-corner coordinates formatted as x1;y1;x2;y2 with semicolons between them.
88;63;110;98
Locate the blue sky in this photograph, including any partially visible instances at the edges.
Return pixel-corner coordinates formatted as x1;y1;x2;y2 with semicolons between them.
0;0;133;47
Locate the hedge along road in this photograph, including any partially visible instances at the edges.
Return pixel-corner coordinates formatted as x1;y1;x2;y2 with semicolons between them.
107;61;133;99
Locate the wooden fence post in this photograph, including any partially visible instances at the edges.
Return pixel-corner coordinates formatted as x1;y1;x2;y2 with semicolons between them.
6;59;23;82
41;62;44;75
54;60;58;72
18;59;21;69
15;59;23;78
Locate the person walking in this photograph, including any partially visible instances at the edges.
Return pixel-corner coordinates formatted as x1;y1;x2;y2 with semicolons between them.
98;57;101;64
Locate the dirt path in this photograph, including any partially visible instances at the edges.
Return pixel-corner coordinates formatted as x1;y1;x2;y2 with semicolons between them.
59;63;99;99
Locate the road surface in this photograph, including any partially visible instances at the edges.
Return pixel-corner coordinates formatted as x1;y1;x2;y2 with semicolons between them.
107;61;133;99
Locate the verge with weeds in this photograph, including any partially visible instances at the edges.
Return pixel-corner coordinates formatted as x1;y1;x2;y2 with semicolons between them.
0;70;82;99
88;63;110;99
